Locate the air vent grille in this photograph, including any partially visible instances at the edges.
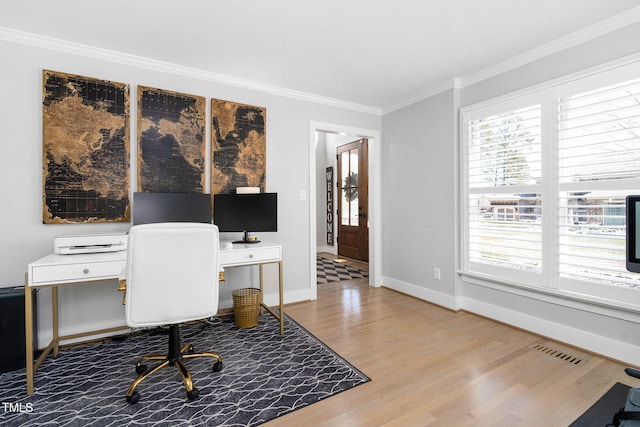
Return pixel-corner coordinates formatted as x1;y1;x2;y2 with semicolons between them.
529;343;588;366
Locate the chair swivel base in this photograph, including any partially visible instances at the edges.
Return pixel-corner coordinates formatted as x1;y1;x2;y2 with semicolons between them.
125;325;222;404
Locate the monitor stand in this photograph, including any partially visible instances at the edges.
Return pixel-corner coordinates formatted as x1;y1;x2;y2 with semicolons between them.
233;231;260;244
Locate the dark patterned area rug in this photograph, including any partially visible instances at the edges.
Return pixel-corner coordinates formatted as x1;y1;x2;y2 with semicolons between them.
317;256;368;284
0;314;369;426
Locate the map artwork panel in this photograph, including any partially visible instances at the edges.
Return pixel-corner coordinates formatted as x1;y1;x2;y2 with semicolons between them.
211;99;266;195
42;70;130;224
137;86;206;193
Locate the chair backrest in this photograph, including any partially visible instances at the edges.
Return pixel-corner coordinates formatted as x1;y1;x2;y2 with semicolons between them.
125;222;220;328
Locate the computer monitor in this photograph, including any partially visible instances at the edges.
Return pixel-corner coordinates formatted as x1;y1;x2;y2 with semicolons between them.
132;192;212;225
626;195;640;272
213;193;277;243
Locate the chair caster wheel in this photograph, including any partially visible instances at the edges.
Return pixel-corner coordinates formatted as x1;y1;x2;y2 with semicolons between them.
213;361;223;372
135;363;147;375
126;391;140;404
187;387;199;400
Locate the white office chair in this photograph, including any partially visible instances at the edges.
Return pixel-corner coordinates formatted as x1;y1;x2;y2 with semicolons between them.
124;222;223;404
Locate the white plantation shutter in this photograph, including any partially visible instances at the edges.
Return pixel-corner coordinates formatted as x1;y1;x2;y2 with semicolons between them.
465;100;543;284
462;61;640;305
558;76;640;288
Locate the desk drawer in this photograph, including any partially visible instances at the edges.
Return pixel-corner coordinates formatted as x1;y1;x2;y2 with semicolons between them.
220;246;281;267
31;260;126;285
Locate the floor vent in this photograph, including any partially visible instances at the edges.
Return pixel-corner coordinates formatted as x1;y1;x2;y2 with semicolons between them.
529;343;588;366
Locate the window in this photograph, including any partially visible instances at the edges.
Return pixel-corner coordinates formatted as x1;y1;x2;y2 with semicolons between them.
465;95;543;286
462;61;640;307
558;72;640;296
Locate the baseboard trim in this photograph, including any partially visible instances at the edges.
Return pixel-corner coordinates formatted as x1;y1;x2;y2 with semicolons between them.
221;288;311;311
462;297;639;365
382;276;459;310
382;275;638;365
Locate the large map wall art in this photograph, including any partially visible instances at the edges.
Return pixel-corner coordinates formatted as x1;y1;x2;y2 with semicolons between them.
42;70;130;224
137;86;206;193
211;99;266;194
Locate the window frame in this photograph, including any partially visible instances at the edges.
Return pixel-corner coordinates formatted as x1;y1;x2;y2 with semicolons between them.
462;91;545;288
460;59;640;313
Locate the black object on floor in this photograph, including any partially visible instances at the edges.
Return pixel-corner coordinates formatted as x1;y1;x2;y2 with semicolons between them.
569;382;631;427
0;287;37;373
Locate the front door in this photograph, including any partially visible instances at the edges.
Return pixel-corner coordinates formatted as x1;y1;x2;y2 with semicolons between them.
337;139;368;261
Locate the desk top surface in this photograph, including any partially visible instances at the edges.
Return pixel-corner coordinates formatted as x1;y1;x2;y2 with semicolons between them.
28;240;281;269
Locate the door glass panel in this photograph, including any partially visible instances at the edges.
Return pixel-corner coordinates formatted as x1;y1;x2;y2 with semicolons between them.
340;147;361;226
350;197;359;226
341;152;350;186
341;190;350;225
350;149;358;177
341;151;349;225
349;149;359;226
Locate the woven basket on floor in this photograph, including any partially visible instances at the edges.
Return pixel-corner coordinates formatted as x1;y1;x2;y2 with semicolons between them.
232;288;262;328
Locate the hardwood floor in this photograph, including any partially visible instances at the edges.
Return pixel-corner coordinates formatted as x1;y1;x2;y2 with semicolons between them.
266;254;635;426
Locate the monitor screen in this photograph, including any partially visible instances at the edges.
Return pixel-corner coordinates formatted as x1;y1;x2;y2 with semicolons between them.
213;193;277;243
626;195;640;272
133;192;212;225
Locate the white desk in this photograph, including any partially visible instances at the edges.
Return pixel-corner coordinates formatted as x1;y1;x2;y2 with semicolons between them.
24;240;283;395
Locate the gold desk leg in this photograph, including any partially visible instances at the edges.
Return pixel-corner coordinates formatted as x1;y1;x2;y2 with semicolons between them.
257;261;284;335
278;260;284;336
24;275;34;396
52;286;59;357
259;264;264;315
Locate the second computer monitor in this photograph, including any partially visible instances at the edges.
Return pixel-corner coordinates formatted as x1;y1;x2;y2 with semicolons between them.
213;193;277;243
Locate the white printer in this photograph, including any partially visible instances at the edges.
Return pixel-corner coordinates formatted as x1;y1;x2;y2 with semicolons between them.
54;233;127;254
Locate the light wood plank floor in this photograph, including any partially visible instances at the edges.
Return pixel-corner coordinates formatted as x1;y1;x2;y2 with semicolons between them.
266;253;636;426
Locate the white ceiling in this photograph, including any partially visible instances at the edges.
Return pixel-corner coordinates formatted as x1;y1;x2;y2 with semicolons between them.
2;1;640;112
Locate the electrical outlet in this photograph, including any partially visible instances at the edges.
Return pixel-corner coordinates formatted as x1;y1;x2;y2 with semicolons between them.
433;267;441;280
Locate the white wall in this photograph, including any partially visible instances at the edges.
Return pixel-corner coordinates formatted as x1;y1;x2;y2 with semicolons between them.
381;90;459;308
381;22;640;364
0;36;381;345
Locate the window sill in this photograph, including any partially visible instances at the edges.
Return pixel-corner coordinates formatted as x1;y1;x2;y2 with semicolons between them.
458;270;640;322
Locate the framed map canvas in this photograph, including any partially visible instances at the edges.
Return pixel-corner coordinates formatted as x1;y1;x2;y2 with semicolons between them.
211;99;266;194
42;70;130;224
137;86;205;193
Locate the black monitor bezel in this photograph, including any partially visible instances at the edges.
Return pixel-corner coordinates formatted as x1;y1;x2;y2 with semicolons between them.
626;195;640;272
132;192;212;225
213;193;278;240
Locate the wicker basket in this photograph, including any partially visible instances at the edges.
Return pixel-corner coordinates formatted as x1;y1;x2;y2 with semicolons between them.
232;288;261;328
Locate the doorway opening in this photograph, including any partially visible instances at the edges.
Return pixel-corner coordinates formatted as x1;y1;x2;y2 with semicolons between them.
309;121;381;301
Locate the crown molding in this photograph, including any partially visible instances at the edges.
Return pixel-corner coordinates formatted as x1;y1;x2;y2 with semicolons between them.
0;26;381;116
381;6;640;114
3;4;640;118
460;5;640;88
381;78;462;115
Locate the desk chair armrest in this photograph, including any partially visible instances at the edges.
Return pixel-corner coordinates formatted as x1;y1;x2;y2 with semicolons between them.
626;367;640;380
